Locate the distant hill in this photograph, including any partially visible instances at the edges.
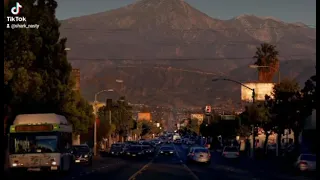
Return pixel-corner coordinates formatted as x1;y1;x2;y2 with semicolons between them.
60;0;316;107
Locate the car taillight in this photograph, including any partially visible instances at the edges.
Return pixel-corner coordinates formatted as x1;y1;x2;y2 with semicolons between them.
299;161;308;166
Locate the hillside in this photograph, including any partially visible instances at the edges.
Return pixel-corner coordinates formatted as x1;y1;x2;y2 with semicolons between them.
60;0;316;107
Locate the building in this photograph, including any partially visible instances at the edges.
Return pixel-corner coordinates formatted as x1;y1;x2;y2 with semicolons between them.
137;112;151;121
72;69;80;91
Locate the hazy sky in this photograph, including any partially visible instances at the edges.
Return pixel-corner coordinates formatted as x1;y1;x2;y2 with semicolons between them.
56;0;316;25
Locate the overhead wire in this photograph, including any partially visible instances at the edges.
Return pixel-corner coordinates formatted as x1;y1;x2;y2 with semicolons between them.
62;24;316;61
60;24;316;32
67;53;316;61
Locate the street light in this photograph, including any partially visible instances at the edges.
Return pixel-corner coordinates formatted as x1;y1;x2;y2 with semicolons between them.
93;89;114;156
212;78;256;159
212;78;255;103
248;65;281;83
64;48;71;51
116;79;124;95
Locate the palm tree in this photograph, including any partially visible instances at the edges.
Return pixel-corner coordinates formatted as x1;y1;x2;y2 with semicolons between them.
253;43;279;82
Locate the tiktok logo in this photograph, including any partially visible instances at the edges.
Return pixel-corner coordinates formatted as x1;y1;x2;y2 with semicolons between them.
11;2;22;15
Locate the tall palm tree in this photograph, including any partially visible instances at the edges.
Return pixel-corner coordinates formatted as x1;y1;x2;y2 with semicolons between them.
253;43;279;82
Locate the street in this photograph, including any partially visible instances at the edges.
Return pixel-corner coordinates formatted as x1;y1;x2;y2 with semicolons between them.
6;144;316;180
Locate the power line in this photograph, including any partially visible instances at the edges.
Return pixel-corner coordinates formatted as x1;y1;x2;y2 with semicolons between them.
72;40;315;46
60;24;316;32
67;54;315;61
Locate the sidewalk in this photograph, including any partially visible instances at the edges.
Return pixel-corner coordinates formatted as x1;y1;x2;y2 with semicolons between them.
241;155;296;174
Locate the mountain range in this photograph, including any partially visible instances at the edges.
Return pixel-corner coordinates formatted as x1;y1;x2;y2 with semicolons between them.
60;0;316;108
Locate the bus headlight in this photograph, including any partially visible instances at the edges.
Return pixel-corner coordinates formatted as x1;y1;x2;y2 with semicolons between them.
84;155;88;158
51;161;57;165
12;163;18;167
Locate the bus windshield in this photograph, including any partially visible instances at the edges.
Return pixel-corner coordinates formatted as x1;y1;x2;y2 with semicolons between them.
9;133;58;154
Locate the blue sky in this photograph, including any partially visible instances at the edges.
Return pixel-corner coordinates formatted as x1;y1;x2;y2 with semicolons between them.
56;0;316;25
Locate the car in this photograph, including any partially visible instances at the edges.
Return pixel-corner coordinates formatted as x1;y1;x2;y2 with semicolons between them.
125;145;145;158
186;139;195;145
222;146;239;159
152;139;161;145
141;145;155;155
158;146;175;156
109;143;124;156
294;154;316;172
187;147;211;164
72;144;93;166
141;141;153;147
174;139;182;144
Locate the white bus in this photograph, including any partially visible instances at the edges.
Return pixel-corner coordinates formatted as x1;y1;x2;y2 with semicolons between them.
8;113;74;173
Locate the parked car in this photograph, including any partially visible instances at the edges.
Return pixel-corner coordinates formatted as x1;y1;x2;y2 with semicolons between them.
294;154;316;172
110;143;124;156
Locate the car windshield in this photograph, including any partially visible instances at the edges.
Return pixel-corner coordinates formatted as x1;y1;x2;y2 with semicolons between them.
112;144;122;148
301;154;316;161
194;149;209;153
224;147;238;152
129;146;141;151
73;146;90;153
9;133;58;154
142;145;151;149
160;147;174;151
111;146;122;150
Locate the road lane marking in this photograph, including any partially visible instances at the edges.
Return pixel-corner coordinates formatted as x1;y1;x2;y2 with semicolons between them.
173;144;200;180
127;159;154;180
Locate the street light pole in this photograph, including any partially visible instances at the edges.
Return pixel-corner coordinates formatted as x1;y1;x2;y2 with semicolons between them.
93;89;114;156
108;109;112;147
212;78;256;159
248;65;281;83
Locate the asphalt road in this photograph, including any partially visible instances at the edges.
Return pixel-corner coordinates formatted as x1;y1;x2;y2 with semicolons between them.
6;144;316;180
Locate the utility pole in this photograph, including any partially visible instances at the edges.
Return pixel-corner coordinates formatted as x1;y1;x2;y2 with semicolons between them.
93;89;114;156
108;109;112;147
106;99;112;148
251;89;256;159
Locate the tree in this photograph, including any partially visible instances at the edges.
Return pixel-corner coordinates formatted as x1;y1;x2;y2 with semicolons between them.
253;43;279;82
236;103;271;150
301;73;316;117
188;118;200;135
138;120;152;137
4;0;94;135
181;118;200;136
111;96;134;141
97;106;116;142
246;103;270;126
265;79;302;153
